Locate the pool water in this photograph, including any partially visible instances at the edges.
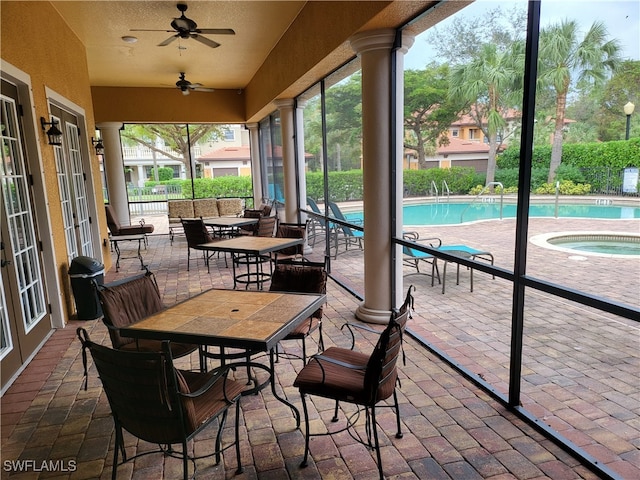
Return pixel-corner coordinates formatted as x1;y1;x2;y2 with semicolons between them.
547;234;640;256
344;202;640;226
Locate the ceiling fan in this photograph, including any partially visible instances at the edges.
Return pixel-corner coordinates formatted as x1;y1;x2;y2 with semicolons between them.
131;3;235;49
175;72;214;95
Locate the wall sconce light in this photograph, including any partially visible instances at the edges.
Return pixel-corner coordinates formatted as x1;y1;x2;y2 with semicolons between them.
40;117;63;146
91;137;105;155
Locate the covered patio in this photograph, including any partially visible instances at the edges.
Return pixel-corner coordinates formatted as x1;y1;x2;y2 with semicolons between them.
2;214;637;479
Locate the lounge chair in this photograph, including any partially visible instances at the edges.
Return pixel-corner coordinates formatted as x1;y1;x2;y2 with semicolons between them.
306;197;327;246
327;200;364;258
105;204;154;245
402;232;494;293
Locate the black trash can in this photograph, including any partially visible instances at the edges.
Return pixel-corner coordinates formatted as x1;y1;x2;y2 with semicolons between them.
69;256;105;320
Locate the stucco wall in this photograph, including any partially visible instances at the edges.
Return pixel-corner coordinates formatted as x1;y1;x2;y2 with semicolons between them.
1;1;110;319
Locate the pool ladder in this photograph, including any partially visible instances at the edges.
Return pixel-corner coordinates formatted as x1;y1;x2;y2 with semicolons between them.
430;180;450;203
460;182;504;223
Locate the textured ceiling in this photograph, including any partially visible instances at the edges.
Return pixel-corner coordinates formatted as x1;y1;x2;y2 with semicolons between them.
50;1;306;91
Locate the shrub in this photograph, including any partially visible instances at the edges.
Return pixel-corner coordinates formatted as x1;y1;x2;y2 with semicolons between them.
534;180;591;195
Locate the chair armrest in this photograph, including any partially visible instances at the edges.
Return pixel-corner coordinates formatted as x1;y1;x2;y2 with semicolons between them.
403;231;441;247
311;353;366;370
179;364;239;403
340;322;382;349
309;353;366;384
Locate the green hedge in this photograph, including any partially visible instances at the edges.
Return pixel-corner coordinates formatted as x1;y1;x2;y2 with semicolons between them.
306;167;478;202
497;138;640;170
172;176;253;199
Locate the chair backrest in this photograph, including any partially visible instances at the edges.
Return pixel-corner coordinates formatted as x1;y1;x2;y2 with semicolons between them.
276;221;308;256
307;197;327;227
97;271;165;349
269;260;327;318
181;218;214;247
328;201;358;236
105;204;121;235
77;328;196;444
363;285;414;404
256;216;277;237
240;209;263;234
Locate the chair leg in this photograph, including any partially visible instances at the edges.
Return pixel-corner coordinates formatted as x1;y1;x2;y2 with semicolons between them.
234;400;243;474
370;407;384;480
300;394;311;468
332;400;340;422
112;424;123;480
182;439;189;480
317;322;325;353
393;389;403;439
215;410;228;465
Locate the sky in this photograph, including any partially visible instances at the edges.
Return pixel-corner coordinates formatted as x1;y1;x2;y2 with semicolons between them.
405;0;640;69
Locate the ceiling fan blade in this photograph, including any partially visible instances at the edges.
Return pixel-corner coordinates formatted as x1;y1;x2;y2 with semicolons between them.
130;29;175;32
197;28;236;35
191;34;220;49
192;87;215;92
158;35;179;47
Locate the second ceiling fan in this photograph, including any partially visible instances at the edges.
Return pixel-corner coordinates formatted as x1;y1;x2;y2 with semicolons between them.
175;72;213;95
132;3;235;49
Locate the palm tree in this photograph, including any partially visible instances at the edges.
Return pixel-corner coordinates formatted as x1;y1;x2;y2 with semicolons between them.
538;20;621;183
449;42;524;187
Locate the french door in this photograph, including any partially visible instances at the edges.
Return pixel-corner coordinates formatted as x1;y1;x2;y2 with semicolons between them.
51;105;94;262
1;80;51;390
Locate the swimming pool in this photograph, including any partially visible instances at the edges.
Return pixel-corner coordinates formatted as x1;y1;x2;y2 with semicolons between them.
344;202;640;226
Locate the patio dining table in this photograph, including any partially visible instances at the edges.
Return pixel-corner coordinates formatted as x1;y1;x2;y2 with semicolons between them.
120;288;326;426
204;216;259;237
200;236;304;289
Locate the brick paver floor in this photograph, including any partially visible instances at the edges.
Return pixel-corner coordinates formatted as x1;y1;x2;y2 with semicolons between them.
1;211;638;479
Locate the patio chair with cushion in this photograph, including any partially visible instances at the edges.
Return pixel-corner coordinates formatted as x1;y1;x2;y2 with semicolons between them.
294;285;414;480
77;328;244;480
105;204;154;243
269;259;327;364
181;217;226;272
95;270;203;370
272;220;308;262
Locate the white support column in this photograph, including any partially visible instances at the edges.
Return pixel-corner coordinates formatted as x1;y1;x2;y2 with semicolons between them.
246;123;262;208
296;99;309;223
97;122;128;224
350;29;414;324
274;99;297;222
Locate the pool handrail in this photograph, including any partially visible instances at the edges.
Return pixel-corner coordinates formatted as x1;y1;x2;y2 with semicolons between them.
442;180;450;202
460;182;504;223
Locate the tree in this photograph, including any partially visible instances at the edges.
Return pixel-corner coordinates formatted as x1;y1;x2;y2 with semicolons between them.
449;41;525;186
538;20;621;183
404;64;466;168
324;73;363;171
121;124;224;178
597;60;640;140
426;4;527;66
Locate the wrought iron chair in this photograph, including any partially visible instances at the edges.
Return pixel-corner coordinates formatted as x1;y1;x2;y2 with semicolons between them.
269;259;327;364
181;217;226;272
105;204;154;247
273;220;308;262
95;270;202;370
77;328;244;480
294;285;415;479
